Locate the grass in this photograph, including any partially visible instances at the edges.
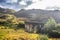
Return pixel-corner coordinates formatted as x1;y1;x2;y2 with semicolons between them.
0;28;60;40
0;28;40;40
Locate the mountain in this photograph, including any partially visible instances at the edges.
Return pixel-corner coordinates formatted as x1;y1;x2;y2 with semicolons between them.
0;7;16;14
14;9;60;23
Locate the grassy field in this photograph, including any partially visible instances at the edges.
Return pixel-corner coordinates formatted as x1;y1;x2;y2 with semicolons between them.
0;28;60;40
0;29;40;40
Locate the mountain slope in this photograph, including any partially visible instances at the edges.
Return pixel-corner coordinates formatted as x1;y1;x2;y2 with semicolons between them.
14;9;60;23
0;7;16;14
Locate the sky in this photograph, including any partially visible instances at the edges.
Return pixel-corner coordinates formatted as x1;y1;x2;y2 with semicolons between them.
0;0;60;11
0;0;33;10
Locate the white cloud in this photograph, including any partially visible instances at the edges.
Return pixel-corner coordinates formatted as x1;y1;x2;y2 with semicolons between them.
6;0;17;3
11;0;17;2
25;0;60;10
19;1;27;5
32;0;40;2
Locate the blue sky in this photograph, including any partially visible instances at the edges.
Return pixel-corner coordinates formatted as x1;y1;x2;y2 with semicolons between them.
0;0;60;11
0;0;33;10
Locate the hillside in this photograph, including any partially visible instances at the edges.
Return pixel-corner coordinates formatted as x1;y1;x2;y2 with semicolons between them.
14;9;60;23
0;7;16;14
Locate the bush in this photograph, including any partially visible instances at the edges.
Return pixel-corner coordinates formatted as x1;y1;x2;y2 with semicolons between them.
48;30;60;38
40;35;48;40
17;23;25;29
0;14;18;29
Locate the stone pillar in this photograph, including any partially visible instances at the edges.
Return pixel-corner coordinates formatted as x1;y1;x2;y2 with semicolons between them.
29;24;33;32
33;25;37;33
25;24;30;32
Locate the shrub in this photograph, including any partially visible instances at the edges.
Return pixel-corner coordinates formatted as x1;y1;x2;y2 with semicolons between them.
0;30;7;40
17;23;25;29
40;35;48;40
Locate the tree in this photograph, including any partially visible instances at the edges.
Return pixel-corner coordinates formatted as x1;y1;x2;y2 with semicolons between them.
42;17;57;34
56;24;60;32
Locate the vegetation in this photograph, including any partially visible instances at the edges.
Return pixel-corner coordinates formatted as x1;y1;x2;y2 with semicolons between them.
40;35;48;40
0;8;60;40
0;29;7;40
0;14;60;40
41;17;60;38
0;28;40;40
42;17;57;34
